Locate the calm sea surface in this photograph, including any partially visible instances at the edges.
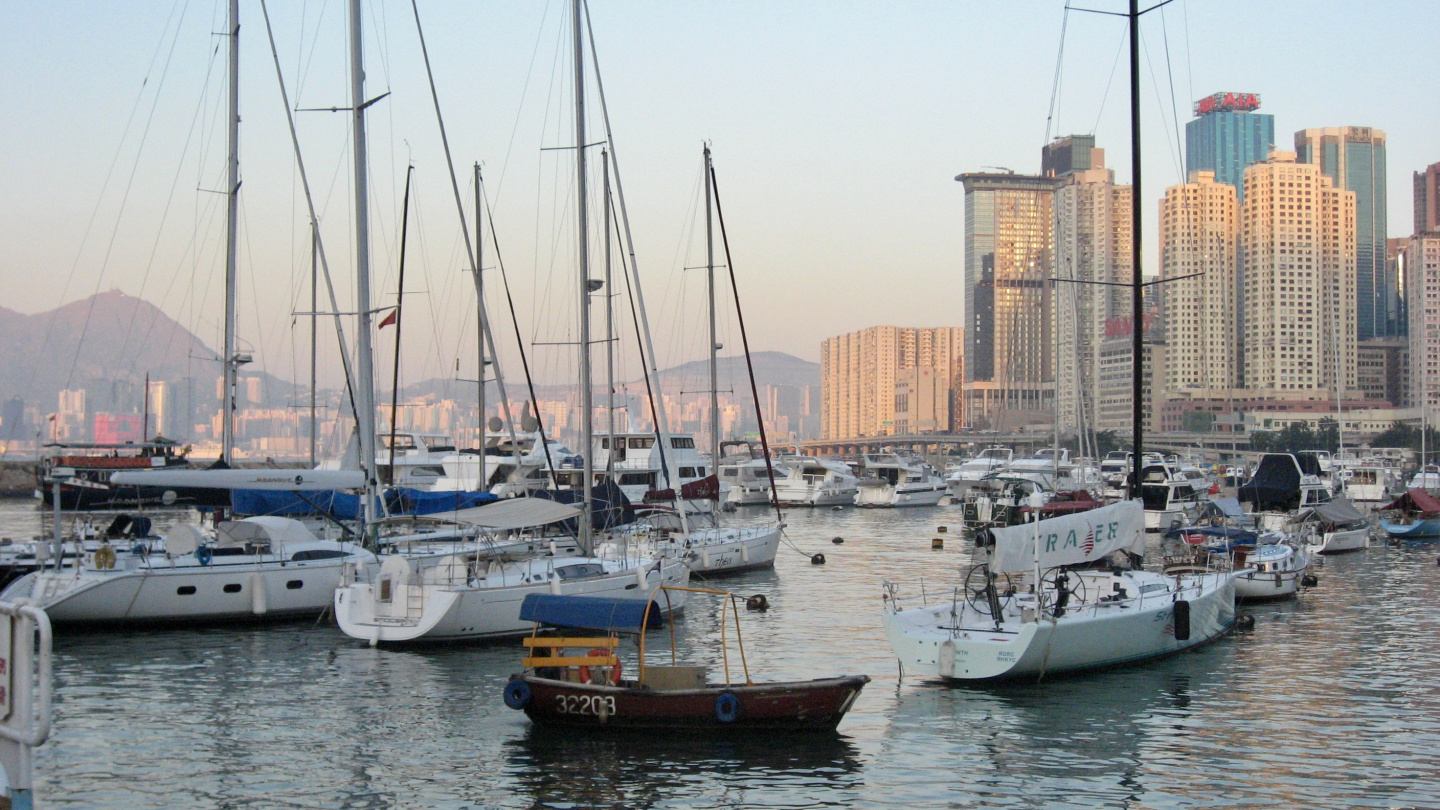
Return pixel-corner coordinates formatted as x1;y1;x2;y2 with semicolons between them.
2;497;1437;809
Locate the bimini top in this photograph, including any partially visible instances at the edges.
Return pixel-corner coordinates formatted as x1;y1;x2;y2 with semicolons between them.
519;594;664;633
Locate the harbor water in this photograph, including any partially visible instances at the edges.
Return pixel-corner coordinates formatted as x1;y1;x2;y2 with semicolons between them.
3;498;1438;808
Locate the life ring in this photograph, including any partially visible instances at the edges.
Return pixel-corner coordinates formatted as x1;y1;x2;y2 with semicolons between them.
93;544;117;570
715;690;741;723
578;648;622;685
196;546;214;566
503;679;532;710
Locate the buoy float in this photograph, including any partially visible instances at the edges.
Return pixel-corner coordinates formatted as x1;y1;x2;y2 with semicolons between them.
746;594;769;611
1235;614;1256;631
831;505;843;511
832;536;844;544
937;526;948;533
932;537;944;550
1302;574;1319;588
810;553;826;565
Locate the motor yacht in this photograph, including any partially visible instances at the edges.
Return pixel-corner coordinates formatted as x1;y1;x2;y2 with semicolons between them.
855;454;946;507
772;457;858;507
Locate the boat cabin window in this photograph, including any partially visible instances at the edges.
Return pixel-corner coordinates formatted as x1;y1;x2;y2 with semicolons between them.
670;437;695;449
1174;485;1196;502
628;437;656;450
379;435;417;450
291;549;348;561
378;578;392;603
722;468;739;478
1141;485;1170;511
555;563;606;581
679;467;698;478
1303;488;1332;506
619;472;656;487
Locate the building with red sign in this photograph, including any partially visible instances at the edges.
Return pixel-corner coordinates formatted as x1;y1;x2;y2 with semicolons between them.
1185;91;1274;203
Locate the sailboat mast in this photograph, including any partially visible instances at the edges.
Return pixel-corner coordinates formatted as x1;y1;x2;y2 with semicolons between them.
475;163;487;450
705;145;720;495
349;0;379;528
309;226;317;467
604;148;616;480
221;0;240;465
574;0;594;549
1128;0;1144;498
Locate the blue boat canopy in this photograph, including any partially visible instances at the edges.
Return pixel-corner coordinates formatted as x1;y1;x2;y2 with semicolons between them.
519;594;664;633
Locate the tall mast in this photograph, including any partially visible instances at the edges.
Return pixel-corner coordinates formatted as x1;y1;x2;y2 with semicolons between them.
573;0;594;549
474;163;487;450
1128;0;1144;498
704;145;720;501
603;148;616;480
221;0;240;465
349;0;379;529
309;226;317;467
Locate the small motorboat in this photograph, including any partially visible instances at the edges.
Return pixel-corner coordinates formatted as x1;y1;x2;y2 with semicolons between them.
1291;497;1371;555
1232;541;1312;601
504;589;869;731
1379;489;1440;543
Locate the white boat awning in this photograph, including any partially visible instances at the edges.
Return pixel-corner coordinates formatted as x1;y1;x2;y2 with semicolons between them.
440;498;582;530
110;469;364;491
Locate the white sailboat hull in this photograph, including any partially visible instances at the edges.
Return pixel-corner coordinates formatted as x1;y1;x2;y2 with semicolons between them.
334;557;690;644
883;571;1236;681
3;553;374;625
855;482;946;508
1306;526;1370;555
669;525;782;575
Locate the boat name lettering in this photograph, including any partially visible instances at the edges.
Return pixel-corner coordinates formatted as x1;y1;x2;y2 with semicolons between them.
554;694;617;716
995;651;1016;661
1153;610;1171;622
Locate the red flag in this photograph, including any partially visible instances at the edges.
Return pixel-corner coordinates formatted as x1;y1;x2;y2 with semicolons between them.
378;309;398;329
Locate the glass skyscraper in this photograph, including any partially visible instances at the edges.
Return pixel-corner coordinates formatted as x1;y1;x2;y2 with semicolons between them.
1184;92;1274;203
1296;127;1392;339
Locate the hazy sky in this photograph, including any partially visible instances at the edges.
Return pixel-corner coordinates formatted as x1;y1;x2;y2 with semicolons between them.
3;1;1436;395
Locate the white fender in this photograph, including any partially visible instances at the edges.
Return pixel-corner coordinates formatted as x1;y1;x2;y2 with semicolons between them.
549;575;562;595
250;572;268;615
741;543;750;564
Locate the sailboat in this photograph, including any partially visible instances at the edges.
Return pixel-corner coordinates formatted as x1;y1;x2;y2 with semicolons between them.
882;0;1240;680
332;0;690;644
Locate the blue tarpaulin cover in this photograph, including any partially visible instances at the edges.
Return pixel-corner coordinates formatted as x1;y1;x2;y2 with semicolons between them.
519;593;663;633
230;487;496;519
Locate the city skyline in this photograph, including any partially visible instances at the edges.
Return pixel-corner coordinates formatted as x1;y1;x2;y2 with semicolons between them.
2;1;1436;396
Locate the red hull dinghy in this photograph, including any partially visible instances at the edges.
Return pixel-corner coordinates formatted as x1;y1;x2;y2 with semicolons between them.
504;588;869;732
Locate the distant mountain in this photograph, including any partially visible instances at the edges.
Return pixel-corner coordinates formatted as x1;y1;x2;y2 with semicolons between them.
398;351;819;403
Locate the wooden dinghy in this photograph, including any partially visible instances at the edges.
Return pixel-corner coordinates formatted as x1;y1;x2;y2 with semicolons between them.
503;588;869;731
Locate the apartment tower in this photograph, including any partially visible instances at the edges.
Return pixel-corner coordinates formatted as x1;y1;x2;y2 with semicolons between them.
1240;151;1358;396
1161;171;1239;393
820;326;964;439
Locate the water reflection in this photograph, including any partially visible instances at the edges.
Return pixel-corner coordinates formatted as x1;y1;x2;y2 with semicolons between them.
505;727;863;809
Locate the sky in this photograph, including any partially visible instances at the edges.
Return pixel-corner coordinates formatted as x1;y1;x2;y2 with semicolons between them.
2;0;1437;397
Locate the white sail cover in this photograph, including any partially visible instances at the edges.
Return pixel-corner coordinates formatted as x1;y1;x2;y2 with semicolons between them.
441;498;583;531
110;469;364;491
990;500;1146;573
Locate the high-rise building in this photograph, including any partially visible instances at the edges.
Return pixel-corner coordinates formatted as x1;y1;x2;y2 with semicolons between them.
1296;127;1391;338
1240;151;1357;396
1185;92;1274;202
820;326;963;438
1407;235;1440;409
957;172;1060;427
1046;139;1133;435
1161;171;1239;394
1418;161;1440;235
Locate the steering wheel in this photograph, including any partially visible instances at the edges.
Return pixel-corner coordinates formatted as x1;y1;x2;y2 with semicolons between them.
1039;566;1088;617
963;564;1014;617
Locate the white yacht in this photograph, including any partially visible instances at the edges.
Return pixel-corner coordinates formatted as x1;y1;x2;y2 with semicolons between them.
333;499;689;644
3;516;377;625
1139;463;1205;532
1337;462;1398;506
944;447;1013;497
719;457;774;507
773;457;858;507
1291;497;1371;554
1233;540;1312;601
855;454;946;507
883;500;1237;681
592;432;713;514
431;431;575;497
1406;464;1440;490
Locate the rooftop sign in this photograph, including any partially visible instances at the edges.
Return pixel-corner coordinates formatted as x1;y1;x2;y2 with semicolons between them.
1194;92;1261;116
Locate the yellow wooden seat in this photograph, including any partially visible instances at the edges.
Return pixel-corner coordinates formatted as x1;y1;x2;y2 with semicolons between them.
523;636;619;669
